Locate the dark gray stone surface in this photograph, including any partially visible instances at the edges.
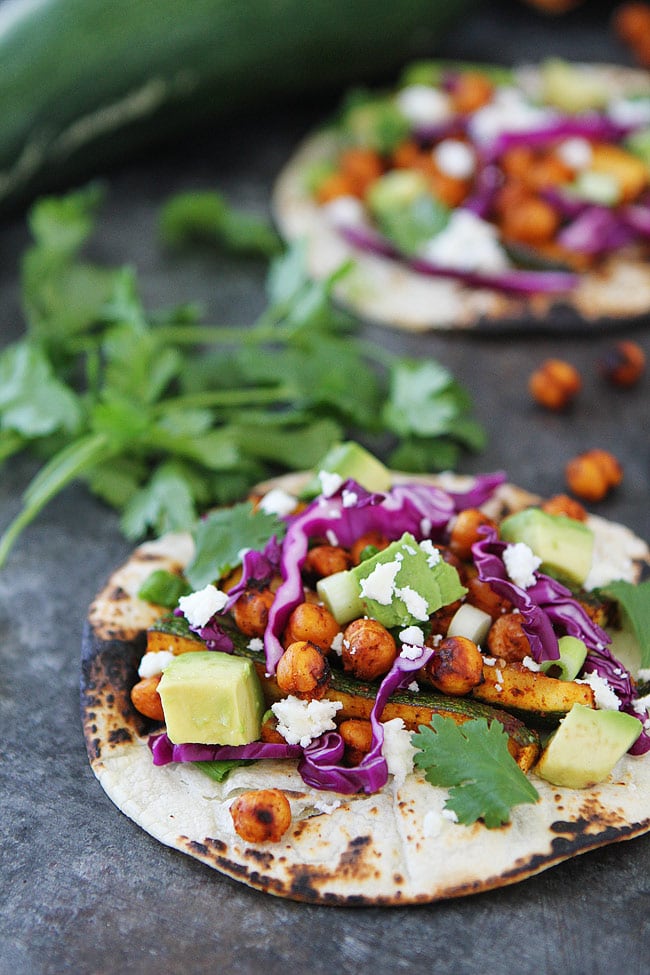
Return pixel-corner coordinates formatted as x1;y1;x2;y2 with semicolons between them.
1;3;649;973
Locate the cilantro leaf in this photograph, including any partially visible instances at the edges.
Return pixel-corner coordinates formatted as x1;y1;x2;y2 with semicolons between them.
159;190;281;259
138;569;191;607
120;461;201;540
187;501;286;588
412;716;539;828
0;342;82;437
194;759;253;782
600;579;650;670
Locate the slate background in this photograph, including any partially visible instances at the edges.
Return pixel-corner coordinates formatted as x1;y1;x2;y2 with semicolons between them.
1;2;649;973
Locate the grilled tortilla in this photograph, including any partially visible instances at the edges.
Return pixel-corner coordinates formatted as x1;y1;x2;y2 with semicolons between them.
81;471;650;905
272;61;650;332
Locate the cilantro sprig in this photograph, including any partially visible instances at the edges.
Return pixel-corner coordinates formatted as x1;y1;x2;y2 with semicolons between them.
0;185;486;567
412;716;539;828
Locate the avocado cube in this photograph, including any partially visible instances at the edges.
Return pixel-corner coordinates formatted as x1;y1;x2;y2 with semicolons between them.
302;440;392;499
158;651;264;745
535;703;642;789
500;508;594;588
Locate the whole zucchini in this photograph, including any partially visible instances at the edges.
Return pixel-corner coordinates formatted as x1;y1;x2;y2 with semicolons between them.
0;0;475;213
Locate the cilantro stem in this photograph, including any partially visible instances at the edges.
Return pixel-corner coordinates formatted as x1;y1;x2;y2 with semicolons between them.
154;320;282;347
153;384;296;413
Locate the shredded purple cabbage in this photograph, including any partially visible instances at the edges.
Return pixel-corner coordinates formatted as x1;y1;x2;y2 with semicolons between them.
484;115;636;164
148;733;302;765
621;203;650;238
298;645;433;794
557;206;636;255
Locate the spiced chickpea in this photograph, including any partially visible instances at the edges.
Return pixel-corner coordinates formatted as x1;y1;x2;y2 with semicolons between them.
565;449;623;502
424;636;484;695
541;494;588;522
260;713;286;744
130;675;164;721
339;718;373;766
435;544;468;582
350;531;389;565
276;641;331;700
448;509;497;562
304;544;352;578
230;789;292;843
231;587;275;637
451;71;494;114
283;601;342;653
486;613;532;663
499;196;560;245
342;618;397;681
528;358;582;411
465;573;512;620
598;340;646;387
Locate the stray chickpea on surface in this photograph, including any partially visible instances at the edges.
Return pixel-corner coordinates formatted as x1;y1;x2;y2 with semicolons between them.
565;448;623;502
230;789;292;843
598;340;646;387
528;358;582;411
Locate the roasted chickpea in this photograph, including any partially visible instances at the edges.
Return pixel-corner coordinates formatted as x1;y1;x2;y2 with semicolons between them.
130;675;164;721
316;171;359;204
486;613;532;663
598;340;646;387
260;713;286;744
339;718;373;766
350;531;389;565
465;573;513;620
230;789;292;843
392;140;422;169
565;448;623;502
342;618;397;681
450;71;494;114
541;493;588;522
435;544;469;582
275;641;331;700
424;636;484;695
528;358;582;411
339;147;384;196
283;601;342;653
448;509;497;561
499;196;560;245
614;1;650;43
231;587;275;637
304;544;352;578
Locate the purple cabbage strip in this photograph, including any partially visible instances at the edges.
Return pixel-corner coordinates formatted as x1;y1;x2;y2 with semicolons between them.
484;115;636;164
148;733;302;765
299;645;434;794
446;471;507;510
557;206;636;256
462;163;503;219
621;203;650;238
264;477;490;674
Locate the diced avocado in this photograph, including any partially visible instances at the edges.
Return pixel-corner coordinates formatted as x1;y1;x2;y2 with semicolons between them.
540;635;588;681
572;170;621;207
158;651;264;745
499;508;594;588
535;703;641;788
301;440;392;500
342;96;410;154
447;603;492;646
626;126;650;171
367;170;450;255
540;58;610;113
399;59;514;89
316;569;365;625
352;532;466;629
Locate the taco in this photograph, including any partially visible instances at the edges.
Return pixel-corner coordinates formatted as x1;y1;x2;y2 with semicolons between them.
272;59;650;331
81;443;650;905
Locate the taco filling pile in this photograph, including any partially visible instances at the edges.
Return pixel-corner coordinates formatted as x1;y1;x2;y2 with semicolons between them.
273;59;650;329
119;443;650;857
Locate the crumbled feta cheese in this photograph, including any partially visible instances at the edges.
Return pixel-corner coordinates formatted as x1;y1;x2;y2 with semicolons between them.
400;644;425;661
247;637;264;652
483;655;497;666
342;489;358;508
556;136;593;171
325;529;339;546
495;668;503;684
608;96;650;128
258;487;298;516
330;631;344;656
577;672;621;710
178;584;228;628
639;668;650;682
271;696;342;747
408;680;420;693
322;194;366;228
494;683;503;692
420;209;508;273
468;86;554;145
396;84;452;126
522;655;541;672
441;807;459;823
381;717;417;787
319;470;343;497
359;560;401;605
399;625;425;647
422;809;443;837
394;585;429;621
419;538;441;567
433;138;476;179
313;798;341;815
633;694;650;717
420;517;432;537
503;542;541;590
138;650;175;678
